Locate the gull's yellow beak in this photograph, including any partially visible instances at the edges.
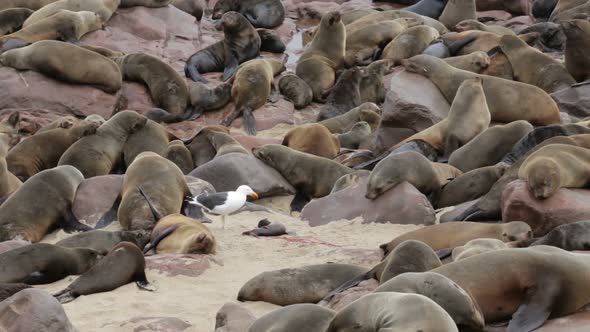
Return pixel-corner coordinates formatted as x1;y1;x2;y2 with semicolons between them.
249;192;259;200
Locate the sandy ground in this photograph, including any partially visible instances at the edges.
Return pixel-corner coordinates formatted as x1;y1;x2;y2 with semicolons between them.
37;196;421;332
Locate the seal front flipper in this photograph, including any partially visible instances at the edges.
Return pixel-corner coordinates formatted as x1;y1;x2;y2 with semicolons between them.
507;280;560;332
143;225;179;254
223;51;239;81
290;190;311;213
54;289;76;304
61;208;92;233
436;248;453;260
95;195;122;229
184;60;209;83
243;108;257;136
135;271;156;291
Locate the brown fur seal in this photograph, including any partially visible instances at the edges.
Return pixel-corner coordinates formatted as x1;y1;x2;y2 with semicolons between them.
282;123;340;159
518;144;590;199
326;293;458;332
186;125;230;167
185;11;261;83
143;214;215;254
337;121;372;149
36;115;79;133
252;144;352;211
119;0;171;7
522;220;590;250
212;0;284;29
208;131;248;156
437;165;506;208
380;221;532;256
0;10;103;52
360;60;390;104
237;263;368;305
562;19;590;82
345;10;448;35
0;0;60;11
0;165;92;242
379;240;442;283
257;28;285;53
448;120;533;172
80;44;124;58
317;66;368;121
7;121;98;181
165;140;194;174
432;246;590;329
58;111;147;178
443;51;490;73
454;19;516;35
318;102;381;134
296;11;345;101
54;242;153;303
439;0;477;29
56;229;150;254
222;58;285;135
0;8;34;37
23;0;119;27
123;119;175;168
499;34;576;93
115;53;191;123
375;271;485;330
402;54;561;125
172;0;203;21
249;304;335;332
242;218;287;237
0;40;122;93
278;73;313;109
381;25;440;64
188;81;232;120
451;238;508;261
0;243;101;284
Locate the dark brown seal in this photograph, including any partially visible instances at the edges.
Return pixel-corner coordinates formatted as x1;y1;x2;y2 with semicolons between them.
562;19;590;82
0;8;34;36
212;0;285;29
317;66;367;121
278;73;313;110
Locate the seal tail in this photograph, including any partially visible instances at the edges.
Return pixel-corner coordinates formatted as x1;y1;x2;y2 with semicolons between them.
54;289;77;304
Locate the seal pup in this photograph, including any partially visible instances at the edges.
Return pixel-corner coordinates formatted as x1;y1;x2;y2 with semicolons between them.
360;59;390;104
212;0;285;29
282;123;340;159
221;58;285;135
56;230;150;254
252;144;353;212
165;140;194;174
0;40;122;93
23;0;119;27
381;25;440;64
278;73;313;109
326;293;458;332
0;243;101;284
296;11;345;101
337;121;372;149
562;19;590;82
0;8;34;36
242;218;287;237
185;125;230;167
316;66;368;121
249;304;335;332
0;166;92;242
257;28;286;53
185;11;260;82
188;81;232;120
54;242;153;303
58;111;147;178
36;115;79;133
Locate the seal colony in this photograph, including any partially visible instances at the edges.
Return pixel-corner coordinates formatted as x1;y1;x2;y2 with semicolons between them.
1;0;590;331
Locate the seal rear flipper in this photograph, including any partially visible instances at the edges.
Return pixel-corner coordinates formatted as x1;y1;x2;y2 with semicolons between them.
507;281;560;332
435;248;453;260
95;195;122;229
290;191;311;213
61;208;92;233
54;289;77;304
135;271;156;291
144;225;179;254
242;108;257;136
188;106;205;121
221;108;242;128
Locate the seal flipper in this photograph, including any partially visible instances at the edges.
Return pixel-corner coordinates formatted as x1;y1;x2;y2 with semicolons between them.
268;82;279;103
290;190;311;213
61;208;92;233
54;289;77;304
185;61;209;83
95;195;122;229
436;248;453;260
143;225;179;254
134;271;155;291
242;108;257;136
507;281;560;332
223;52;239;81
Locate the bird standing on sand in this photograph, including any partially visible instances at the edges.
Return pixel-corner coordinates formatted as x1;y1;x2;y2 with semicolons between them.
188;185;259;229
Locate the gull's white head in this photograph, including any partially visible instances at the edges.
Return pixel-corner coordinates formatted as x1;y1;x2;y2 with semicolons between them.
236;185;259;200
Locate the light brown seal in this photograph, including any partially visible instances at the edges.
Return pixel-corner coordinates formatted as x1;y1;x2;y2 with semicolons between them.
451;238;508;261
443;51;490;73
23;0;119;27
345;10;448;35
381;25;440;64
562;19;590;82
143;214;215;254
318;102;381;134
454;19;516;35
164;140;194;174
282;123;340;159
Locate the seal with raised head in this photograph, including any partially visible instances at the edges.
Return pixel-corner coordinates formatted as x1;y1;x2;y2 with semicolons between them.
56;229;150;254
58;111;147;178
212;0;285;29
249;304;335;332
360;59;391;104
252;144;353;211
0;243;101;284
54;242;154;303
0;8;34;36
221;58;285;135
317;66;368;121
23;0;120;27
319;102;381;134
282;123;340;159
296;11;345;101
185;11;261;82
188;81;232;120
185;125;230;167
278;73;313;109
0;40;122;93
562;19;590;82
0;165;92;242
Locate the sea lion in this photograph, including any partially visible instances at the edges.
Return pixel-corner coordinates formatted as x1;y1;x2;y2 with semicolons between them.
278;73;313;109
212;0;285;29
237;263;368;305
123;119;175;167
432;246;590;329
143;214;215;254
172;0;203;21
499;34;576;93
0;166;92;242
402;54;561;125
317;66;367;121
58;111;147;178
375;272;485;330
318;102;381;134
282;123;340;159
56;230;150;254
0;0;60;11
0;10;103;52
114;53;191;123
380;221;532;256
257;28;286;53
23;0;120;27
0;8;34;37
185;125;230;167
165;140;194;174
54;242;153;303
209;131;248;157
454;19;516;35
185;11;261;82
7;121;98;181
249;304;335;332
360;60;390;104
0;40;122;93
222;58;285;135
451;238;508;261
242;218;287;237
119;0;171;7
381;25;440;64
337;121;371;149
562;19;590;82
252;144;353;211
326;293;458;332
521;220;590;250
0;243;101;284
443;51;490;73
378;240;442;284
437;165;505;208
448;120;533;172
296;11;345;101
518;144;590;199
439;0;477;29
187;81;232;120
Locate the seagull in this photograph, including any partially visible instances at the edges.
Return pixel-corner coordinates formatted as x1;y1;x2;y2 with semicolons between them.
187;185;259;229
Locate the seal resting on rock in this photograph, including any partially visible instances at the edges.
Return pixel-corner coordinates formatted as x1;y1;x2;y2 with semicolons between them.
212;0;285;29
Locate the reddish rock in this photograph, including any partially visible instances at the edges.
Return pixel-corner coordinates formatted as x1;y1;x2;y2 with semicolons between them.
552;83;590;118
502;180;590;236
301;179;436;227
215;303;256;332
0;288;77;332
185;176;216;196
321;279;379;312
73;175;123;228
145;254;218;277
